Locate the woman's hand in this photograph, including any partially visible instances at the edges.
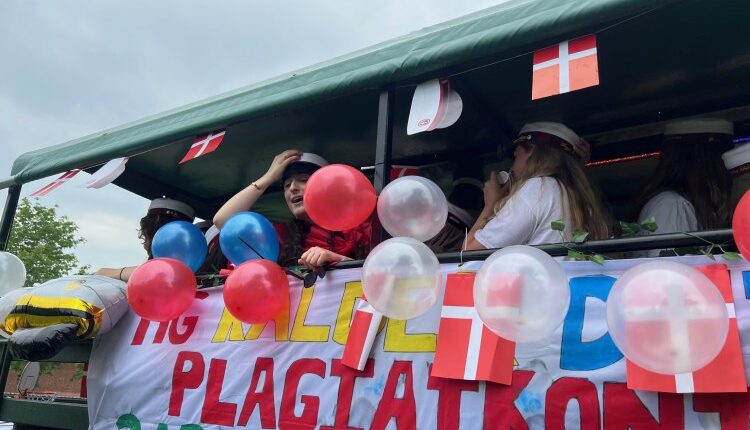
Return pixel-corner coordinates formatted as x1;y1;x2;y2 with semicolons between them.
483;170;510;209
298;246;347;270
262;149;303;183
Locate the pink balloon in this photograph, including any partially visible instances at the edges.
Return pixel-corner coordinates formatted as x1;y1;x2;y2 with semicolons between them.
223;260;289;323
304;164;376;231
127;258;197;322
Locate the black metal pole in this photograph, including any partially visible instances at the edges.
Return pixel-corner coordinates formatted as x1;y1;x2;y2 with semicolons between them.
0;185;21;251
370;89;394;249
338;228;735;269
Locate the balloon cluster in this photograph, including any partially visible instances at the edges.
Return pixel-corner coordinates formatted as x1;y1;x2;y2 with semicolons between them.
127;210;288;323
352;174;447;320
471;250;730;376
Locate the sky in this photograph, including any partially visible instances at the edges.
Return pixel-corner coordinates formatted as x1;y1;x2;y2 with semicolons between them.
0;0;509;272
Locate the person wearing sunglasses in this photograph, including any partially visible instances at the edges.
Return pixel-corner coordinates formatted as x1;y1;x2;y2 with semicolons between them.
464;122;609;250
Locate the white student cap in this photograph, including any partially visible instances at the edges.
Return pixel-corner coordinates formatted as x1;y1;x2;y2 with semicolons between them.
148;198;195;221
204;225;220;245
282;152;329;182
518;122;590;162
664;118;734;136
722;142;750;171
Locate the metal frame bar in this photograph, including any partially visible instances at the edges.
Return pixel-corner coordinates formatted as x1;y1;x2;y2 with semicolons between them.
370;89;394;248
339;229;735;268
0;185;21;251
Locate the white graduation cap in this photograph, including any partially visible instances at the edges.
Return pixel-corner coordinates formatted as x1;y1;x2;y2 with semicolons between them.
80;157;129;189
407;79;463;135
433;81;463;130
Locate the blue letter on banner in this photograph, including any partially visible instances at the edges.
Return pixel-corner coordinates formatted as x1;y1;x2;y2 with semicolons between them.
560;276;623;371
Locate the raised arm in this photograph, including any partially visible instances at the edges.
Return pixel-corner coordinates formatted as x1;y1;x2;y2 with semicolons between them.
465;171;509;250
213;149;302;228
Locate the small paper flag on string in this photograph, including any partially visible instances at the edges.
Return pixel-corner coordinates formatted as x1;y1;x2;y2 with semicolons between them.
390;165;420;181
342;296;384;371
432;272;515;384
80;157;128;189
407;79;463;135
179;130;226;164
626;264;747;393
29;169;81;198
532;34;599;100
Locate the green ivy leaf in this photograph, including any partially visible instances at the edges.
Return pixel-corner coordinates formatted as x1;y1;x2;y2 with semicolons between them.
571;229;589;244
588;254;606;265
700;249;716;261
619;221;640;237
722;252;742;261
567;249;585;260
640;217;658;233
551;220;565;231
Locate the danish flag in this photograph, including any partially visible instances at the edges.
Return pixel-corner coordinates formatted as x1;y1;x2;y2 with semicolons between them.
390;166;420;181
532;34;599;100
179;130;226;164
431;273;515;384
627;264;747;393
342;296;384;371
29;169;81;197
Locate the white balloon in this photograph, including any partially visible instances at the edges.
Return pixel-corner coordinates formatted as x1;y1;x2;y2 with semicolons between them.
606;261;728;375
377;176;448;241
474;245;569;342
0;252;26;295
362;237;441;320
0;288;29;338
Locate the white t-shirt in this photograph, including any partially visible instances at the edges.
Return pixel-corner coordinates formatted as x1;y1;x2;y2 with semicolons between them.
638;191;699;234
475;177;571;249
636;191;698;258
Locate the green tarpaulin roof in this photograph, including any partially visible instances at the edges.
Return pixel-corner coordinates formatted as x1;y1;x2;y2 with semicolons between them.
10;0;750;220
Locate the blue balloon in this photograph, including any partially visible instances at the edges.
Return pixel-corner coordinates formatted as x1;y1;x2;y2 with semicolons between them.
151;221;207;272
219;212;279;265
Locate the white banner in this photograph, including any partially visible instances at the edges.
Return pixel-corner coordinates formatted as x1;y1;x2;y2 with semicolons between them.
88;256;750;429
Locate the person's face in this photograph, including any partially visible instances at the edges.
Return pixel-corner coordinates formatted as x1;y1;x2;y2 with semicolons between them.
510;144;533;178
284;172;310;219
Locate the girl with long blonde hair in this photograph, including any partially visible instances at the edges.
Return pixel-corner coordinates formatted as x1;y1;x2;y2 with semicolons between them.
465;122;609;250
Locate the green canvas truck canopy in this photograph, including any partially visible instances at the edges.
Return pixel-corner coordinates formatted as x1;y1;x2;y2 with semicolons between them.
9;0;750;220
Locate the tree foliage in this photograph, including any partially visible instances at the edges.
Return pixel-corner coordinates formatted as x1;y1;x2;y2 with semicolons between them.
6;198;88;287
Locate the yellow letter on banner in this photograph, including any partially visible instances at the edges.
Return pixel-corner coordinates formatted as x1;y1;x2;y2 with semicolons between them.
332;281;363;345
245;305;290;342
383;319;436;353
290;285;330;342
211;308;245;343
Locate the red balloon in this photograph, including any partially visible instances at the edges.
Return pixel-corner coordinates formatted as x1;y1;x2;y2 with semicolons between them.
733;190;750;258
304;164;377;231
223;259;289;323
127;258;196;322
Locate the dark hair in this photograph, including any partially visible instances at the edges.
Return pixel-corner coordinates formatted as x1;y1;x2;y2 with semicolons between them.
196;240;228;274
277;219;369;265
448;184;484;220
278;219;311;265
138;210;192;259
637;134;733;229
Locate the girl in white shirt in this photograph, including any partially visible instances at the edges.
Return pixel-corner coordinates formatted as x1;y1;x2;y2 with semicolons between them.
637;118;733;236
635;118;733;257
465;122;609;250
